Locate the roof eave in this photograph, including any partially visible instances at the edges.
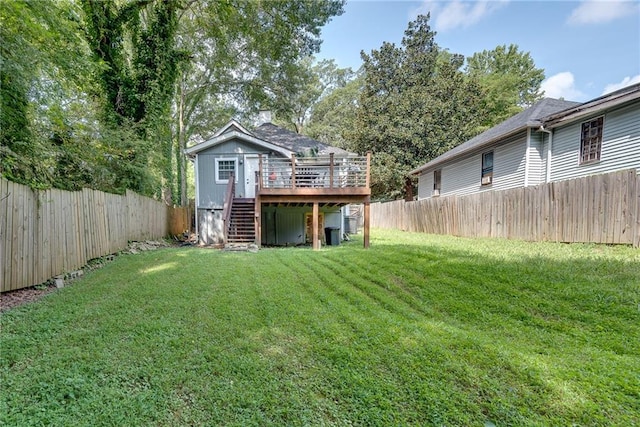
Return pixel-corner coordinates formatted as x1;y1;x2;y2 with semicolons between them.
409;125;529;175
544;85;640;128
184;131;294;158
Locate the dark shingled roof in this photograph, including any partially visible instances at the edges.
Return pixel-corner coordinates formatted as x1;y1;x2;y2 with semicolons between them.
410;98;580;175
253;123;352;156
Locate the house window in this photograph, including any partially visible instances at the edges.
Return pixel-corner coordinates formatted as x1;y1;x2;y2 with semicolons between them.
580;116;603;164
481;151;493;185
215;158;237;184
433;169;441;196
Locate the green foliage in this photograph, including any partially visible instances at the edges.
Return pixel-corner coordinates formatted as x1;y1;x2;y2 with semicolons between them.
466;44;545;130
0;0;103;190
1;0;344;199
2;231;638;425
266;57;355;134
79;0;188;196
352;14;485;200
306;70;363;148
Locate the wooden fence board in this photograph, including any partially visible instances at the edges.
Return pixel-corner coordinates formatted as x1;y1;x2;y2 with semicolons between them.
0;180;7;290
635;174;640;247
0;178;177;292
372;170;639;248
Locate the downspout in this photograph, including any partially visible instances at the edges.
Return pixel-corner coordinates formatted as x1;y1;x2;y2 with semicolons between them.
193;154;200;242
540;125;553;183
524;128;531;187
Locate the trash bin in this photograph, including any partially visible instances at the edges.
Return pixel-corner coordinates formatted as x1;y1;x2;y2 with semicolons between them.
324;227;340;246
348;217;358;234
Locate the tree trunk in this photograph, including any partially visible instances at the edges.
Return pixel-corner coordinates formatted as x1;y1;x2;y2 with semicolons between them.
177;76;188;206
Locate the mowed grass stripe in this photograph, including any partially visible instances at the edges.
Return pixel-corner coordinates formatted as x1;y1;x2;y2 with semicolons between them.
1;230;639;425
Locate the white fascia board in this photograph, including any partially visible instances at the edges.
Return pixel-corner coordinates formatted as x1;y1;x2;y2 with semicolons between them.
211;119;253;138
184;131;294;158
543;89;640;129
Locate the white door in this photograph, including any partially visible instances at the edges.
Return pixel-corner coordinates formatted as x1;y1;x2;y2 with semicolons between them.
244;155;260;198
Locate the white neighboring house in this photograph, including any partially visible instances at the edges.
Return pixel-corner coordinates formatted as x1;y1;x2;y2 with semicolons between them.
410;83;640;199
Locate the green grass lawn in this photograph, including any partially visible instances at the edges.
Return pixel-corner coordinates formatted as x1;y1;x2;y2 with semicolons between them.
1;230;639;426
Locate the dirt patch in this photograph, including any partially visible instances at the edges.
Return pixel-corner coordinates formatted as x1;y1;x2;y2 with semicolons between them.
1;284;57;312
1;239;173;313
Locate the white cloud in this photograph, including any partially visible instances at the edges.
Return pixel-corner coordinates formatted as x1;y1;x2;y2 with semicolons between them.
567;0;639;25
602;75;640;94
413;0;509;32
541;72;588;101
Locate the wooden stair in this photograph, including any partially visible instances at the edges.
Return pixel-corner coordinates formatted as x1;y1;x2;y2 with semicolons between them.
227;198;256;244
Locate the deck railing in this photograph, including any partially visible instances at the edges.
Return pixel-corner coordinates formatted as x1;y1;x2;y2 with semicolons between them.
258;153;370;190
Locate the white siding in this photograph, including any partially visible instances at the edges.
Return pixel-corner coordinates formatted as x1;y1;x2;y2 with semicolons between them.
197;153;219;208
493;132;527;191
417;171;433;199
539;132;550;183
527;131;545;186
417;130;527;199
551;101;640;181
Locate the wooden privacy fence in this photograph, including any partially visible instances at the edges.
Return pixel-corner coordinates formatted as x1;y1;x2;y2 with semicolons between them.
371;169;640;247
168;204;193;236
1;178;171;293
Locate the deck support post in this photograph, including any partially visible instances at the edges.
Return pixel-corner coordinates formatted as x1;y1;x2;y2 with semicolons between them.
255;171;261;247
363;197;370;249
312;202;320;250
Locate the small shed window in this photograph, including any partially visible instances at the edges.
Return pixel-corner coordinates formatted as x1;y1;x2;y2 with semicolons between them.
481;151;493;185
433;169;441;196
215;158;237;184
580;116;603;164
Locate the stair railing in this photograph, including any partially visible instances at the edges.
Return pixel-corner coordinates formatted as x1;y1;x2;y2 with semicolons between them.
222;173;235;244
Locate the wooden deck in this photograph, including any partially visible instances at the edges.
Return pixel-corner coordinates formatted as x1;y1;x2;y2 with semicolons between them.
256;153;371;249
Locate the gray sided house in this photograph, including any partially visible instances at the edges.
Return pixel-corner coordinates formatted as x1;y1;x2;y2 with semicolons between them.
411;83;640;199
185;117;371;249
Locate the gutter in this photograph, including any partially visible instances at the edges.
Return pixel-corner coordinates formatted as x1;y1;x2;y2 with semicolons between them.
539;125;553;183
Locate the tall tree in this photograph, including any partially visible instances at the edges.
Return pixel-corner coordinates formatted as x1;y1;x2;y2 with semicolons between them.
2;0;344;198
0;0;101;189
80;0;188;196
352;14;484;200
306;72;363;148
169;0;345;204
265;57;354;134
466;44;545;130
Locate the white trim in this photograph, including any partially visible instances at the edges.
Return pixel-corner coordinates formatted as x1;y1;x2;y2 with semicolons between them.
481;150;494;185
194;155;199;238
577;115;605;166
524;128;531;187
211;119;253;138
185;130;293;158
540;127;553;183
544;85;640;128
243;154;261;198
215;157;238;184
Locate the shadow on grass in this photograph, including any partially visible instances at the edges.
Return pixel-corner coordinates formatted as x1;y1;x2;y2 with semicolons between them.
1;232;638;425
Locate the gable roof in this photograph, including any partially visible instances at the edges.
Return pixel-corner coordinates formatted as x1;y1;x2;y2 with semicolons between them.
211;119;254;138
543;82;640;128
253;123;352;156
184;129;294;158
409;98;580;175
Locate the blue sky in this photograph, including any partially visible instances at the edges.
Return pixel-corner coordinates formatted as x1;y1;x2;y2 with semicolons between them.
317;0;640;102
